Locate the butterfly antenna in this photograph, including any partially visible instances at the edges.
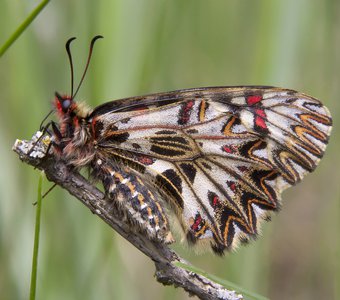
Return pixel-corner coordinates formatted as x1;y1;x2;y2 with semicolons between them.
73;35;103;99
65;37;77;99
39;109;54;131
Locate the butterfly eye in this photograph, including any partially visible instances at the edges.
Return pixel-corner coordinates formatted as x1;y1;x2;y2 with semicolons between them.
62;99;71;111
55;92;72;112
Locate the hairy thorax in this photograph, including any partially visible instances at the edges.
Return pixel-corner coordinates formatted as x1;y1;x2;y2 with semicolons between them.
62;123;97;167
54;100;97;167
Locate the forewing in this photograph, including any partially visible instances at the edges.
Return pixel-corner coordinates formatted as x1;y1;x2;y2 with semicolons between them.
93;86;332;252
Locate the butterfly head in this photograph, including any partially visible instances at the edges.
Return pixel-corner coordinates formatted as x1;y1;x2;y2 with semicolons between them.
55;92;75;114
54;91;90;120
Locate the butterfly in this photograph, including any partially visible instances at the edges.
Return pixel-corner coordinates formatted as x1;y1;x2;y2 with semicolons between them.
43;36;332;255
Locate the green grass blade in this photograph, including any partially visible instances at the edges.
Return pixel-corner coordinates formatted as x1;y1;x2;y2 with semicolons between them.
174;261;268;300
0;0;50;57
29;173;44;300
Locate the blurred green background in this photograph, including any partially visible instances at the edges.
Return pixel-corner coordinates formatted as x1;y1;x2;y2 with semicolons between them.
1;1;339;299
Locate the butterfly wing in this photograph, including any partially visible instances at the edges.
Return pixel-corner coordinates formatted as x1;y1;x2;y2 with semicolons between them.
91;86;332;253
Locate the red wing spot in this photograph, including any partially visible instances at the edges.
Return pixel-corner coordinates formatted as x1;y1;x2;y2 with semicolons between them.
247;95;262;105
138;156;155;165
222;145;237;154
191;213;203;231
255;109;266;118
212;195;221;208
192;217;201;230
227;181;237;192
254;109;268;130
187;101;194;108
208;191;222;209
223;146;232;153
179;100;195;125
255;116;267;130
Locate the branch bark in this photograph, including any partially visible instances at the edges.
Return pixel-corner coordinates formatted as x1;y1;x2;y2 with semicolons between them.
13;133;243;300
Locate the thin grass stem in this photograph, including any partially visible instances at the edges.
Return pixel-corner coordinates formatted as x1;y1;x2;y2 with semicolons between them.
29;173;44;300
0;0;50;57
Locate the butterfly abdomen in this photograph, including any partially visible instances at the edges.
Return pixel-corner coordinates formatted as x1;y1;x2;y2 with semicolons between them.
92;157;174;244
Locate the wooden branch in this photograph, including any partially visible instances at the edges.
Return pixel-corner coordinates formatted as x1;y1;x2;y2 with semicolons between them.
13;132;243;300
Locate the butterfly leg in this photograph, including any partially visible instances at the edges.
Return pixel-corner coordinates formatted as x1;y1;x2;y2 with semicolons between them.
92;159;174;244
27;120;56;156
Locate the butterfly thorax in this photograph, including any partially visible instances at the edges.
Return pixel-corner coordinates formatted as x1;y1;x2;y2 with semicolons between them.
53;95;96;167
